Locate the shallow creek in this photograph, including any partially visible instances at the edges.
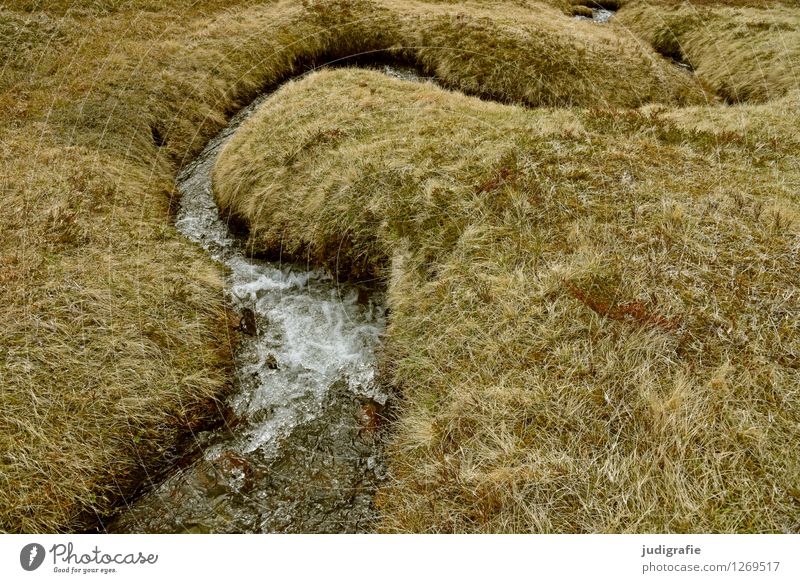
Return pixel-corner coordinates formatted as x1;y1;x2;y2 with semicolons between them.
109;66;424;533
575;7;616;23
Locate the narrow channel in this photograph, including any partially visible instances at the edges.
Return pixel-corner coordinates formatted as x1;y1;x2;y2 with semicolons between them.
109;66;426;533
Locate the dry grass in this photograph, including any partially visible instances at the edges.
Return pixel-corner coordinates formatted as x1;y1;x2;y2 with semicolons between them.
215;69;799;532
617;1;800;102
0;0;797;533
0;1;247;533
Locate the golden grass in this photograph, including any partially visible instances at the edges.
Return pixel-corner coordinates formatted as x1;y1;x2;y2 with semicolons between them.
0;0;797;532
215;69;799;532
617;1;800;102
0;3;245;532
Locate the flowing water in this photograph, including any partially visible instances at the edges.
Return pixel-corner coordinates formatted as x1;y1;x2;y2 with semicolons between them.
108;66;424;533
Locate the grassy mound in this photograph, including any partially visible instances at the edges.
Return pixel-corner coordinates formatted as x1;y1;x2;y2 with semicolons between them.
215;68;799;532
0;0;794;532
617;0;800;102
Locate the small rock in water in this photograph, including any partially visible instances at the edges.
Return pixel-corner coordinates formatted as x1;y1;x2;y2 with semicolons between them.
571;5;593;19
264;354;278;370
235;308;257;336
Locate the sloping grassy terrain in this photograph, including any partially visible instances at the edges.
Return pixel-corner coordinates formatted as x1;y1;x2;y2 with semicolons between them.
0;0;796;533
215;69;799;532
617;0;800;102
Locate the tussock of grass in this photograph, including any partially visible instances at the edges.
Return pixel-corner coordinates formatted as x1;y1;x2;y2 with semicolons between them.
215;69;799;532
0;0;795;533
618;1;800;102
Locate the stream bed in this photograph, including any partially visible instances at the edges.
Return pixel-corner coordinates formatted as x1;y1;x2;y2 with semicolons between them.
108;66;422;533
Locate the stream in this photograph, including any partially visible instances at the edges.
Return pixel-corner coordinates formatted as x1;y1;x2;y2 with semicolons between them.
108;66;424;534
575;7;616;23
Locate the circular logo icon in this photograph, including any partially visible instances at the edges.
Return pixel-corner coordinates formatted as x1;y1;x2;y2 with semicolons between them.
20;543;46;571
